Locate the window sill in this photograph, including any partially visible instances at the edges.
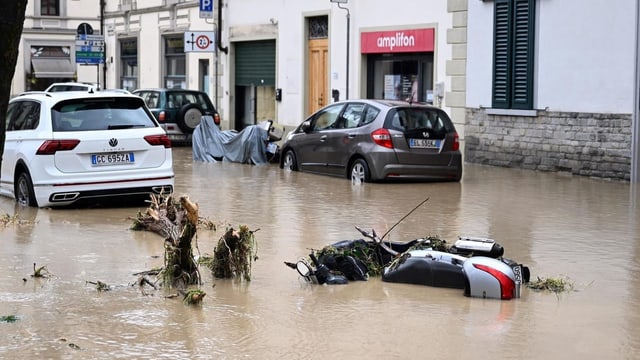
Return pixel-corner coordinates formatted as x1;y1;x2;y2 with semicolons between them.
484;108;537;117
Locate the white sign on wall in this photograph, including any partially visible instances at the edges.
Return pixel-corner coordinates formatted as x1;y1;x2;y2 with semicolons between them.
184;31;216;53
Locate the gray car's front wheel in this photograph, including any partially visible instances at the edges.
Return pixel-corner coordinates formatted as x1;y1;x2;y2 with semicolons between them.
282;150;298;171
15;171;37;207
350;159;370;184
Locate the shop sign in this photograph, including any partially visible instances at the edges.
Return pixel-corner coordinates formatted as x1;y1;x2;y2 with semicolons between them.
361;28;434;54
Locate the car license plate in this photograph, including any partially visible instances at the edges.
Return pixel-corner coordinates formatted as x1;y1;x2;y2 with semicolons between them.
409;138;441;149
266;142;278;154
91;152;135;166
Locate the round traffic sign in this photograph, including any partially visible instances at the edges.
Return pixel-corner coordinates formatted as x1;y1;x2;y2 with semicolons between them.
195;35;211;50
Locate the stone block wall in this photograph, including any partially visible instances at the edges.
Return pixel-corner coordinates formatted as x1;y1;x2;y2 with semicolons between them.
464;108;632;181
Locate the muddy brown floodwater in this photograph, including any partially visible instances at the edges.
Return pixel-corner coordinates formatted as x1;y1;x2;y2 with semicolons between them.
1;146;639;359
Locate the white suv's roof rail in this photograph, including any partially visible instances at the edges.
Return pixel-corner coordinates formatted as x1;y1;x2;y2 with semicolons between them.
16;91;52;97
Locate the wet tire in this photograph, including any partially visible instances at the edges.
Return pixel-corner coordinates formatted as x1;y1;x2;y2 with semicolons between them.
15;171;37;207
282;150;298;171
350;158;370;184
177;104;203;134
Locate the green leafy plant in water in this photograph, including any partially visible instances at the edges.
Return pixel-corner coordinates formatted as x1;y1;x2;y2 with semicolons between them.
1;315;18;323
183;289;206;305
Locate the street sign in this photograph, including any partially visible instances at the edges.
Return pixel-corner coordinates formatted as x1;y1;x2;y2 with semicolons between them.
184;31;216;53
75;34;104;64
199;0;213;18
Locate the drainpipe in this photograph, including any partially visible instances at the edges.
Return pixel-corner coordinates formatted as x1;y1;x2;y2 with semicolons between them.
217;0;228;54
633;0;640;183
100;0;106;88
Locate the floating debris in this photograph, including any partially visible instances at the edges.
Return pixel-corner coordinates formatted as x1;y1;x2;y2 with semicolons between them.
182;289;206;305
0;213;34;228
527;276;573;293
31;263;53;278
1;315;18;323
86;280;111;292
205;225;258;281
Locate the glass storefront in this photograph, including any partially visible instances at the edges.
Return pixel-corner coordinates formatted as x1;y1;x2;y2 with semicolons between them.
361;28;435;104
367;53;434;103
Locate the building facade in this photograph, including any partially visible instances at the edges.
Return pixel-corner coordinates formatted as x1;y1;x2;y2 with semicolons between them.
10;0;639;182
465;0;639;181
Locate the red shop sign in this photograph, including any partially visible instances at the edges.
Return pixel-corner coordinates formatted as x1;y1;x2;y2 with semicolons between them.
360;28;434;54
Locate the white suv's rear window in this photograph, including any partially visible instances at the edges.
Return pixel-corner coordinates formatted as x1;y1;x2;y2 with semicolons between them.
51;97;158;131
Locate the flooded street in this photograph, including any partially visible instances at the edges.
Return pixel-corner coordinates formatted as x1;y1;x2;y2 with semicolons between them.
1;146;639;359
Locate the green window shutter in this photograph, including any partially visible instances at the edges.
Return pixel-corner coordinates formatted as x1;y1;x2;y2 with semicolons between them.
492;0;535;110
511;0;535;109
235;40;276;86
492;0;512;108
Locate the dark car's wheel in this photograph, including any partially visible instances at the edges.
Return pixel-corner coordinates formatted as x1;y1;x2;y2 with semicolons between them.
15;171;37;207
282;150;298;171
177;104;204;134
350;158;370;184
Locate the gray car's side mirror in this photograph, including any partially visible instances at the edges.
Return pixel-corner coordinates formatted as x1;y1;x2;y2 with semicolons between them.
300;120;312;132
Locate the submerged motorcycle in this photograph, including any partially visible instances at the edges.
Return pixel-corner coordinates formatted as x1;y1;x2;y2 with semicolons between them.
287;226;530;300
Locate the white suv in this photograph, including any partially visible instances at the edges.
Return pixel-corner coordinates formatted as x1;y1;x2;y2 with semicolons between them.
44;82;100;93
1;91;174;208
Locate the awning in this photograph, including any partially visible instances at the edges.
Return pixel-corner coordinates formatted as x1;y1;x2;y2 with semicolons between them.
31;58;76;78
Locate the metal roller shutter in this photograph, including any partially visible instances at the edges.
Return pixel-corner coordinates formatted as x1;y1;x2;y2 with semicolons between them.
235;40;276;86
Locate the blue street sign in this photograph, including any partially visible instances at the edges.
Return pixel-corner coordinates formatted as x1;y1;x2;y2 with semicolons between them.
200;0;213;18
75;34;104;64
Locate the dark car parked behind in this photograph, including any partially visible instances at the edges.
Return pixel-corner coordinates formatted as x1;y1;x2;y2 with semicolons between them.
279;99;462;183
133;88;220;145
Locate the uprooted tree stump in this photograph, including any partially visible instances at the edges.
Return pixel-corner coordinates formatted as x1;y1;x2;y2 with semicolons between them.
131;194;201;288
207;225;258;281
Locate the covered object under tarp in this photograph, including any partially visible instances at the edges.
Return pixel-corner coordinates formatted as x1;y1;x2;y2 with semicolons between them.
192;115;269;165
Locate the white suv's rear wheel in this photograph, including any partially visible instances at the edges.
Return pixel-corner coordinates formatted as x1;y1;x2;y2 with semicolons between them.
16;171;37;207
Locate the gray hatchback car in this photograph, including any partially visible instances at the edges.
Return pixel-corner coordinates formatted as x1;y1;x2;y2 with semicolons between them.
279;99;462;183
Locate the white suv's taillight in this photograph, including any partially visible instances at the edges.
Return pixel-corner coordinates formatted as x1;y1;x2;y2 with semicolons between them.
144;134;172;148
36;140;80;155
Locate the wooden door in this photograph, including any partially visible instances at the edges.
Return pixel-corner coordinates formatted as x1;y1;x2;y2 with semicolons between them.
308;38;328;115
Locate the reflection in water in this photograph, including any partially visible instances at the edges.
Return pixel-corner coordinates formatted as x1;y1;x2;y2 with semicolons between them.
0;147;638;359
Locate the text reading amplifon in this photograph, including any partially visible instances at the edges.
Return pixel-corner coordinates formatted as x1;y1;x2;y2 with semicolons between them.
376;32;415;51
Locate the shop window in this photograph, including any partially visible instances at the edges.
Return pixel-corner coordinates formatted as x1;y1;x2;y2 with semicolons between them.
40;0;60;16
120;39;138;91
164;36;186;89
492;0;536;109
367;54;434;103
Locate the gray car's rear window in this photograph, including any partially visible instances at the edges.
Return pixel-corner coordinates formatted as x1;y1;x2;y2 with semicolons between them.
387;108;454;133
51;97;157;131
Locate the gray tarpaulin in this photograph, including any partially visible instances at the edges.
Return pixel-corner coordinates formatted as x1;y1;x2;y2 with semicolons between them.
192;115;269;165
